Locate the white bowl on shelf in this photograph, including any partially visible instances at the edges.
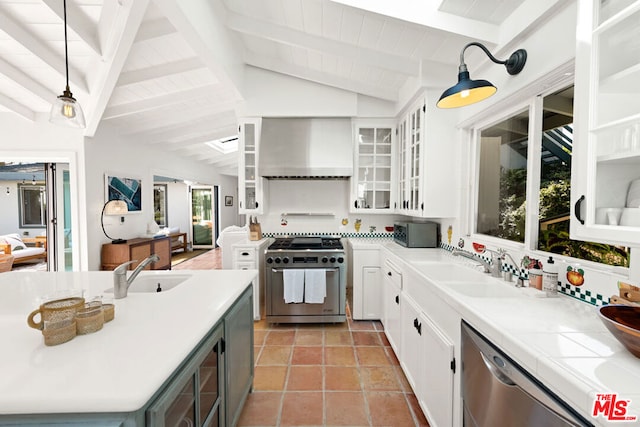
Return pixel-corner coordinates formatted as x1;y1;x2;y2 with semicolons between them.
620;208;640;227
626;178;640;208
595;207;623;225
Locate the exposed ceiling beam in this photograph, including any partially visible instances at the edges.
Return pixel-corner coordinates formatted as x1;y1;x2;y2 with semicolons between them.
152;0;245;100
0;93;35;121
42;0;101;56
135;118;235;144
116;57;205;86
84;0;151;136
164;126;239;150
328;0;499;43
245;52;398;101
102;84;225;120
134;17;176;43
0;7;88;93
0;57;57;104
122;108;236;136
226;11;420;77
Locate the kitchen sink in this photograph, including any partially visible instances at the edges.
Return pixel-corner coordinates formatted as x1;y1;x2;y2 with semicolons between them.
411;262;496;283
443;281;524;298
105;274;192;294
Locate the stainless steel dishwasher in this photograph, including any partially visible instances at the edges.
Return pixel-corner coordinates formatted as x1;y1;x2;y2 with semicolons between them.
461;321;593;427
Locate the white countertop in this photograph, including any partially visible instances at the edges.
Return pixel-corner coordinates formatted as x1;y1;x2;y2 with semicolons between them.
372;241;640;426
0;269;257;415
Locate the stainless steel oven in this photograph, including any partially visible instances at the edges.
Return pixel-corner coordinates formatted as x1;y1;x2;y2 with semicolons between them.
265;237;346;323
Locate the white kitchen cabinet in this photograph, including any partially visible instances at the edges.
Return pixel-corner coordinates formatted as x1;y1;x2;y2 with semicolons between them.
571;0;640;246
382;259;402;356
351;120;396;213
396;93;457;218
238;118;265;214
348;242;382;320
400;293;423;392
232;238;271;320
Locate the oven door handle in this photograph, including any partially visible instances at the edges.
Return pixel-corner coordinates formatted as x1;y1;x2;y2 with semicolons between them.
271;268;340;273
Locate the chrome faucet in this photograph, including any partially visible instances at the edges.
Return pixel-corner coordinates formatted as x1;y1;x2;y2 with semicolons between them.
452;249;502;278
113;254;160;299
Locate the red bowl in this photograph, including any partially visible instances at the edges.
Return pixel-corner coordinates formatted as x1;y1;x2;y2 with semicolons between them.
384;226;394;232
599;305;640;358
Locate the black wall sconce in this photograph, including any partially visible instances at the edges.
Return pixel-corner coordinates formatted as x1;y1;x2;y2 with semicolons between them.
437;42;527;109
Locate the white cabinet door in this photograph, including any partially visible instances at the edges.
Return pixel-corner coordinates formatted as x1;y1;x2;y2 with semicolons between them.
571;0;640;246
238;118;264;214
420;311;454;427
400;293;422;393
362;267;381;319
382;261;402;356
396;101;425;215
351;121;396;213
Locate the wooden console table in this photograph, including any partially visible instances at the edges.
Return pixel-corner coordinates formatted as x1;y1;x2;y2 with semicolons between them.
101;237;171;271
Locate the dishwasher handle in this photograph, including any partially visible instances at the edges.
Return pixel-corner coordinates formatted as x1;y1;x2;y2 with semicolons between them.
479;352;516;386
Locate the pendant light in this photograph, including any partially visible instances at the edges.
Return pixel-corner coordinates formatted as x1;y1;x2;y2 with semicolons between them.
437;42;527;109
49;0;86;128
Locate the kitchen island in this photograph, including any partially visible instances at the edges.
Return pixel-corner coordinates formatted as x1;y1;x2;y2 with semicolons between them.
0;269;257;426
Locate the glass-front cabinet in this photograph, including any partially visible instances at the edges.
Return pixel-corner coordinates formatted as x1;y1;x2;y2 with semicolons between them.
572;0;640;246
238;118;264;214
396;98;426;216
351;120;395;213
147;324;224;427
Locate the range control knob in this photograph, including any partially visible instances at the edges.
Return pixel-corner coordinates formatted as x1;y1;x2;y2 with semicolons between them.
337;257;344;264
322;257;329;263
266;257;273;264
274;257;282;264
282;257;290;264
330;257;336;263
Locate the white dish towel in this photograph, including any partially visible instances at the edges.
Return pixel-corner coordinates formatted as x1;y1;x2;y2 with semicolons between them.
283;269;304;303
304;269;327;304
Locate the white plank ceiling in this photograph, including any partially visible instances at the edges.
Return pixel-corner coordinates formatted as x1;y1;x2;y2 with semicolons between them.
0;0;566;175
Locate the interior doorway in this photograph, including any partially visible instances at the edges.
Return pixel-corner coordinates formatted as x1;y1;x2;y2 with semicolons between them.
190;185;219;249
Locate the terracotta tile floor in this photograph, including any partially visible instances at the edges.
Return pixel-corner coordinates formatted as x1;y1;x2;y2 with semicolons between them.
172;247;430;426
238;314;430;427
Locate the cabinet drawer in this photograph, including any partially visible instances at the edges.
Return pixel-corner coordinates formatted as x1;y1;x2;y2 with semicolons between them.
235;261;256;271
383;260;402;290
233;248;256;262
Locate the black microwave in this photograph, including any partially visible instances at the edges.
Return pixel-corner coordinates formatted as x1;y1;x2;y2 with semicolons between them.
393;222;439;248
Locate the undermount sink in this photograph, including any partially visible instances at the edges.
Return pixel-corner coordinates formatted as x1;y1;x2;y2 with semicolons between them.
443;281;524;298
105;274;192;294
411;262;496;283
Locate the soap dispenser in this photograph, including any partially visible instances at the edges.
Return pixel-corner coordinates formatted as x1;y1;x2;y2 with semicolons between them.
542;256;558;296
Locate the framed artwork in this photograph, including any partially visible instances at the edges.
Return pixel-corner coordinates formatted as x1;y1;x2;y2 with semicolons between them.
225;195;233;207
105;174;142;212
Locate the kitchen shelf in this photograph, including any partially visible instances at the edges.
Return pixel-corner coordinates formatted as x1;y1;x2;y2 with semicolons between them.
281;212;335;217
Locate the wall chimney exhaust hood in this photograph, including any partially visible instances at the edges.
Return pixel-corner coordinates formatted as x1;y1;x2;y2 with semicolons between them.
258;118;353;179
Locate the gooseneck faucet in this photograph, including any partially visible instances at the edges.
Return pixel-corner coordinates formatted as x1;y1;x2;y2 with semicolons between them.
451;249;503;278
113;254;160;299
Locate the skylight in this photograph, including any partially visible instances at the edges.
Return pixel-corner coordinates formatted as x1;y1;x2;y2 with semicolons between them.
205;136;238;154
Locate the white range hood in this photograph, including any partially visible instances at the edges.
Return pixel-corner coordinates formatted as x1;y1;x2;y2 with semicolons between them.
258;118;353;179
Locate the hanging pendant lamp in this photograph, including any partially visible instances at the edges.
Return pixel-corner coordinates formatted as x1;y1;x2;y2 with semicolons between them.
49;0;86;128
437;42;527;109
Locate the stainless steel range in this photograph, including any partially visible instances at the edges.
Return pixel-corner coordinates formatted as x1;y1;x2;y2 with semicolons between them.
265;236;346;323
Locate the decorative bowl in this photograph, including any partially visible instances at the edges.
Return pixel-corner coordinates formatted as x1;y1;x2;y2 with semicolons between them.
384;226;394;232
598;305;640;358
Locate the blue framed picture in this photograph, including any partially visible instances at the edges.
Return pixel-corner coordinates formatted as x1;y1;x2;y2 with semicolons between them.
105;174;142;212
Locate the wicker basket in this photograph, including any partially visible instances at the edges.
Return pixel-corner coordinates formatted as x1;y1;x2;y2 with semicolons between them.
0;254;14;273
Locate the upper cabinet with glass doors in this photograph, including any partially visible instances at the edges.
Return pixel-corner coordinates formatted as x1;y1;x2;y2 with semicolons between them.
351;121;395;213
238;118;265;215
396;93;457;218
571;0;640;246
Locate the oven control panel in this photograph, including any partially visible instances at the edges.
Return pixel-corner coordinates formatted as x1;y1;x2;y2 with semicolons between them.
266;253;345;266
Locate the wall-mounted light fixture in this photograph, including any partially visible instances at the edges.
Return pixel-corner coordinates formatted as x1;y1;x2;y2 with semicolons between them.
5;187;9;195
49;0;86;128
101;200;128;244
32;175;36;185
437;42;527;109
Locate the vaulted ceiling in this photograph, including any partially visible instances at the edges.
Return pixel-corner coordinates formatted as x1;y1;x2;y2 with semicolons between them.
0;0;567;175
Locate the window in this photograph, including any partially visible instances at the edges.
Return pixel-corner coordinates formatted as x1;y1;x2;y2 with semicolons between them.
154;184;168;227
472;84;629;267
476;109;529;243
18;184;46;228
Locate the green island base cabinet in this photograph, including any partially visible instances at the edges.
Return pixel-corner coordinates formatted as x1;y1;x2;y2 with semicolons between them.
0;270;256;427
